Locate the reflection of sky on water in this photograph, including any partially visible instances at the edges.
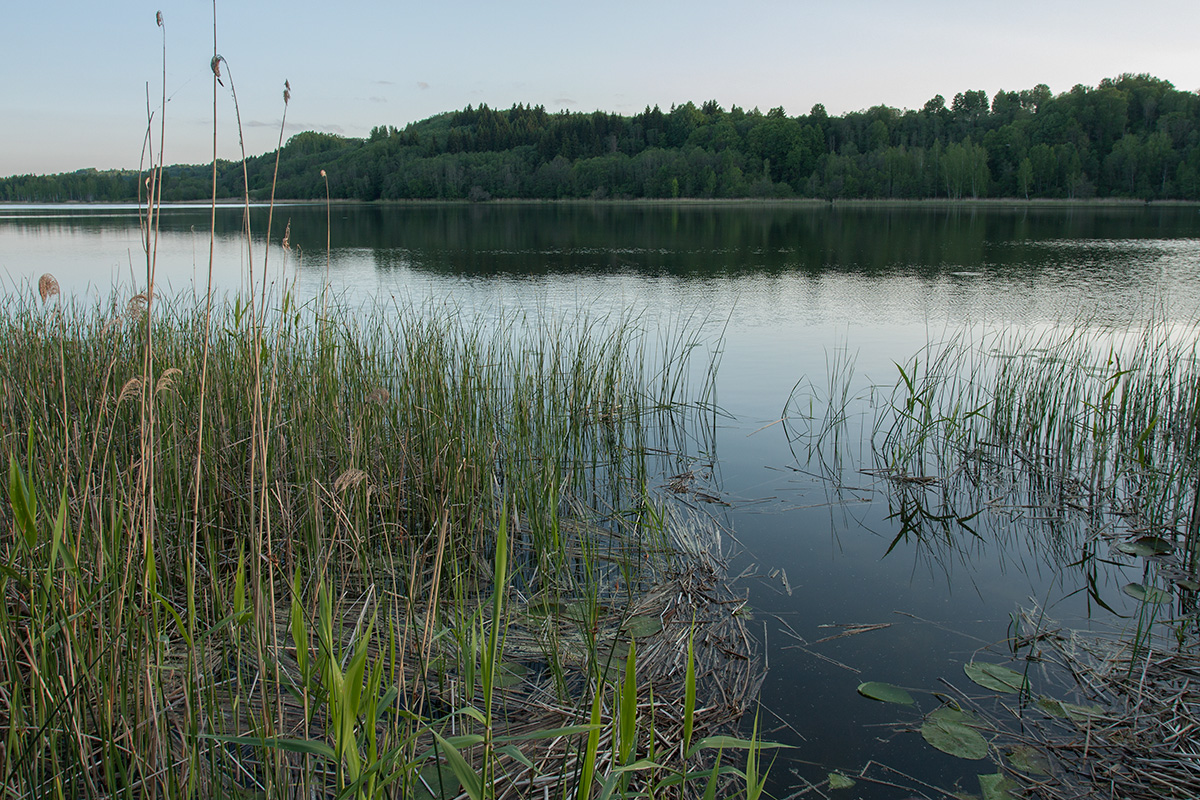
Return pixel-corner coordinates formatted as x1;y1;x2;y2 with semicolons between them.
4;203;1200;796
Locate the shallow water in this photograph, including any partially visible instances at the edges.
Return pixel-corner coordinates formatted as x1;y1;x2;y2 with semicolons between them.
4;200;1200;795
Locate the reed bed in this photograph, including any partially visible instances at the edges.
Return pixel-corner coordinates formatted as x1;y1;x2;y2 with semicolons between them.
0;286;763;799
787;323;1200;576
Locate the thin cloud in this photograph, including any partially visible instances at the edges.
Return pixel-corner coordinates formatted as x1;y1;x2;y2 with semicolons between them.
416;81;430;90
369;96;387;103
553;97;575;106
374;80;396;86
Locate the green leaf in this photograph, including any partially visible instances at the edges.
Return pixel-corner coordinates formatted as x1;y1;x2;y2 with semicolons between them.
1005;745;1050;776
1037;696;1104;722
964;662;1028;693
494;724;597;743
978;771;1020;800
618;640;637;765
526;598;563;617
484;661;526;688
8;455;37;550
928;706;978;726
1123;582;1171;604
495;744;535;770
623;615;663;639
412;762;461;800
564;601;595;624
828;772;856;790
920;719;988;760
1116;536;1174;558
856;681;914;705
689;735;791;756
199;733;336;760
430;731;482;800
290;571;309;679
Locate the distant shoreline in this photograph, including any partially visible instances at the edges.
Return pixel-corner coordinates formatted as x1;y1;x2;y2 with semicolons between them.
4;197;1198;209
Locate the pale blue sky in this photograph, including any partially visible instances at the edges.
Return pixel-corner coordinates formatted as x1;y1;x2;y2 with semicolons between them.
6;1;1200;176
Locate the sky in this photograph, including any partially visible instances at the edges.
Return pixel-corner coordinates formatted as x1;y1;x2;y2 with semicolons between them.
6;0;1200;177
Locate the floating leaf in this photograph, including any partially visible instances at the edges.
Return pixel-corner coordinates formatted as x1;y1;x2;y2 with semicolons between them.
624;615;663;639
564;602;598;624
1116;536;1174;557
526;599;564;617
413;762;462;800
488;661;527;688
978;771;1020;800
1037;696;1104;722
856;681;913;705
928;706;978;726
827;772;855;790
1175;578;1200;592
964;662;1028;693
1123;583;1171;604
920;718;988;760
1006;745;1050;776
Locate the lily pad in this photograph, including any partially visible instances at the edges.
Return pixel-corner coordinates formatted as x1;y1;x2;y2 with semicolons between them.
563;602;597;624
827;772;855;790
928;706;978;726
1123;582;1171;604
1037;696;1104;722
526;599;564;617
623;615;663;639
1116;536;1174;558
485;661;527;688
856;681;914;705
920;718;988;760
413;763;461;800
978;772;1020;800
964;662;1028;693
1006;745;1050;776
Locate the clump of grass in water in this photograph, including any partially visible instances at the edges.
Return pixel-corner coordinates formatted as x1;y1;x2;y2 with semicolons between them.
0;283;766;798
786;322;1200;613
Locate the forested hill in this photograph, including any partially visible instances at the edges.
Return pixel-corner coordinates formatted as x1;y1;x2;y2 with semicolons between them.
6;74;1200;203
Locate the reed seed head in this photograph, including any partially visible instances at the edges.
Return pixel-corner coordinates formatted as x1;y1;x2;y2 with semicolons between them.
334;468;369;494
126;292;148;322
38;273;59;303
367;387;390;405
283;79;291;105
155;368;182;397
156;10;163;27
281;221;291;252
320;169;327;178
211;55;224;87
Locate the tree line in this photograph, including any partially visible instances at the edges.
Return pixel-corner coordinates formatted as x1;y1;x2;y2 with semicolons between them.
5;74;1200;203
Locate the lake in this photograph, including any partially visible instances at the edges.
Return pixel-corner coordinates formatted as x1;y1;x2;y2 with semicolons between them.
4;200;1200;796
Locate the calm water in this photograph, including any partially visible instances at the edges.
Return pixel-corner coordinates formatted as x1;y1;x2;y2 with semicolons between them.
5;201;1200;795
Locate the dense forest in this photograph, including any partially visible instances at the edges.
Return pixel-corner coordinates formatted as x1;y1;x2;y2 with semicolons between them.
5;74;1200;203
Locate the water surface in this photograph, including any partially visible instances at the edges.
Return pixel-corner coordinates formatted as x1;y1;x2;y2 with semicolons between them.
5;201;1200;795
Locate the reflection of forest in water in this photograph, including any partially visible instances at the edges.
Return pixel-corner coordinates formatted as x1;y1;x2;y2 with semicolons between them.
6;202;1199;279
